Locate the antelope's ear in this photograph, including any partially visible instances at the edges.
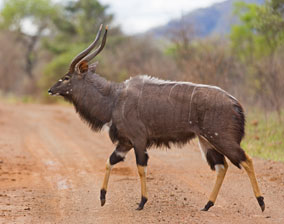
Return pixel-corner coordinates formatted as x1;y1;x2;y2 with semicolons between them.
78;60;89;74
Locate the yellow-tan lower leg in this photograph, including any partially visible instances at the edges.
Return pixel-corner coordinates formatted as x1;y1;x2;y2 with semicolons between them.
100;159;112;206
137;165;148;210
202;160;228;211
102;158;112;191
240;153;261;198
209;159;228;203
137;165;147;199
240;153;265;211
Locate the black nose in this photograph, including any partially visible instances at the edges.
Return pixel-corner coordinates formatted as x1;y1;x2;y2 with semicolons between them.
48;89;52;95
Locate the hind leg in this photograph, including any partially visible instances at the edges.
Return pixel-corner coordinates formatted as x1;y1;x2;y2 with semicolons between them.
202;159;228;211
209;139;265;212
199;137;228;211
241;153;265;212
220;143;265;212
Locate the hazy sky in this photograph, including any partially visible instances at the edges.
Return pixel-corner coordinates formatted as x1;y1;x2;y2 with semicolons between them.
100;0;226;34
0;0;226;34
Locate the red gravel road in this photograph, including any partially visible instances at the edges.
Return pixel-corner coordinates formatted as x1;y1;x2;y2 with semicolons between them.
0;102;284;223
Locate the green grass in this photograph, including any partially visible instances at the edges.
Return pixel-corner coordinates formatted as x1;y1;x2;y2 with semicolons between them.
242;109;284;162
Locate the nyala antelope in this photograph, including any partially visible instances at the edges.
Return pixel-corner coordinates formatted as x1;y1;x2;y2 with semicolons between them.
49;25;265;212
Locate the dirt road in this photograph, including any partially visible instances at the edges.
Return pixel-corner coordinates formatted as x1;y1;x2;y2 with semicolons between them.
0;102;283;223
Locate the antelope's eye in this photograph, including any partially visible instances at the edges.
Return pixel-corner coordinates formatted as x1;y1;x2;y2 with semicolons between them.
64;76;70;81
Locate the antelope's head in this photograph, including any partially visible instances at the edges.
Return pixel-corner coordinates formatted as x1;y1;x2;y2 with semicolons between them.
48;24;108;98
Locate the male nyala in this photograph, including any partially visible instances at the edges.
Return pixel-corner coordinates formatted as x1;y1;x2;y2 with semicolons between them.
49;25;265;212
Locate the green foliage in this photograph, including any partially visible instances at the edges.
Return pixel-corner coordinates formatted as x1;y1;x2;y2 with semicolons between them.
0;0;62;80
0;0;59;31
40;0;118;96
230;1;284;62
230;1;284;113
242;109;284;162
271;0;284;14
44;0;114;52
39;44;84;92
0;0;117;95
65;0;113;42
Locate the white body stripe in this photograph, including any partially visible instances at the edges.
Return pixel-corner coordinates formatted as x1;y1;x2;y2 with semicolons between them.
198;138;208;161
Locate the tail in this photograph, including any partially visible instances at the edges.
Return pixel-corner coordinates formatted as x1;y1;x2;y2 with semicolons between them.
232;101;245;143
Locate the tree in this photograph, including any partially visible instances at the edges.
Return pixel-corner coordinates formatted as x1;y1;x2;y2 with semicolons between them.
41;0;121;95
0;0;120;96
271;0;284;15
43;0;116;53
0;31;24;93
166;20;242;95
231;1;284;62
0;0;60;79
230;0;284;118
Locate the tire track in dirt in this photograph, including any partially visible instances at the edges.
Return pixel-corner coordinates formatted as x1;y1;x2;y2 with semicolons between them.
0;102;284;223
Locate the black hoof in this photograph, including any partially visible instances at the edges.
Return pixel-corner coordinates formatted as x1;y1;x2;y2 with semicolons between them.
136;196;147;211
100;189;106;207
201;201;214;211
257;196;265;212
136;205;144;210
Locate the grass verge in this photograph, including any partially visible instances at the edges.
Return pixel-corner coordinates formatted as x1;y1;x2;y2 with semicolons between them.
242;109;284;162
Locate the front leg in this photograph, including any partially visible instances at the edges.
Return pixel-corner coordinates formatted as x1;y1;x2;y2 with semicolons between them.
100;143;132;206
134;148;149;210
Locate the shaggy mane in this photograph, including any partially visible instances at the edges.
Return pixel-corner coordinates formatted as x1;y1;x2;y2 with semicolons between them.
74;103;105;132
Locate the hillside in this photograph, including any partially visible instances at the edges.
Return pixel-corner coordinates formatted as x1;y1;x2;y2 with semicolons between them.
149;0;264;38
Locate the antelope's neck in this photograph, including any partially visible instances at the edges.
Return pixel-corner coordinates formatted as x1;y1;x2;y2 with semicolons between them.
71;76;117;131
